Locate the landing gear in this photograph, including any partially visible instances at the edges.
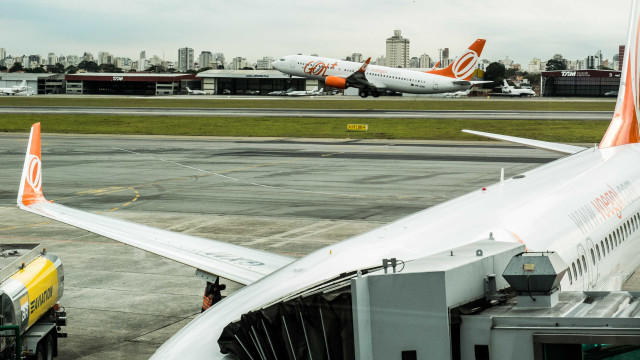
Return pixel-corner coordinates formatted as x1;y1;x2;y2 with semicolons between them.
359;89;369;98
371;90;380;98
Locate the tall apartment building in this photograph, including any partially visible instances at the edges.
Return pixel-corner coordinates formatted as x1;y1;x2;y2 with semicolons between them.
199;51;213;69
178;47;195;72
0;48;5;61
351;53;363;63
385;30;409;68
256;56;273;70
419;53;431;68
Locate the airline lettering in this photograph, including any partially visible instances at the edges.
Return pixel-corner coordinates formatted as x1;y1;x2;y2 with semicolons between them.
30;286;53;314
569;181;640;235
304;61;329;77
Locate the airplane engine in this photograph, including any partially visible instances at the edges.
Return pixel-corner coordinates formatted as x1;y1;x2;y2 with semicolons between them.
325;76;348;89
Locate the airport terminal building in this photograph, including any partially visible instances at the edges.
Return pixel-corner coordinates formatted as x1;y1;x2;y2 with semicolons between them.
541;69;621;97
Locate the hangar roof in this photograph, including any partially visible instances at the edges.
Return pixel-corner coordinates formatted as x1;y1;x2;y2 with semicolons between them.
197;69;303;79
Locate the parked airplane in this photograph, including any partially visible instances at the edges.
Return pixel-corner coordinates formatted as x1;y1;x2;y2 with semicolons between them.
186;87;207;95
14;3;640;357
267;86;296;95
287;86;323;96
1;80;29;95
272;39;488;98
498;79;536;97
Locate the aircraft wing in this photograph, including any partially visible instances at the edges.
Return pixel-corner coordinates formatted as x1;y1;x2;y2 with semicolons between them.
462;129;587;155
346;57;375;88
17;123;295;286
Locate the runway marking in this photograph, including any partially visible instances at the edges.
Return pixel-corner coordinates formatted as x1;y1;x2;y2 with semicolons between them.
108;187;140;212
321;152;344;157
0;221;51;232
112;147;372;198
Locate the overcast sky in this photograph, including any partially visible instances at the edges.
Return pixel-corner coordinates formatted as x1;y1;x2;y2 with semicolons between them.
0;0;631;66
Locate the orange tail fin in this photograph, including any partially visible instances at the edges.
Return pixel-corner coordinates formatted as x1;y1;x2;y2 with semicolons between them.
599;2;640;148
17;123;48;206
426;39;486;81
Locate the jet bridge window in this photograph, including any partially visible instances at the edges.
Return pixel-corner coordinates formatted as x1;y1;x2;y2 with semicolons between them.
568;267;573;284
600;240;606;257
572;262;578;279
582;255;588;272
590;248;596;265
596;244;601;261
606;236;611;252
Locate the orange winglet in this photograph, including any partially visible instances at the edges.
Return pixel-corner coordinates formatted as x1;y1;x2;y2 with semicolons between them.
358;57;371;73
426;39;486;81
18;123;47;206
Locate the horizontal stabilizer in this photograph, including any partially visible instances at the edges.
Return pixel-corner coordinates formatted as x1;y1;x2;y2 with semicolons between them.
462;129;586;155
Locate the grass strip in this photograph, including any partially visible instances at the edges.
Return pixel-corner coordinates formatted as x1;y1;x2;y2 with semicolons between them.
0;114;610;143
0;97;616;112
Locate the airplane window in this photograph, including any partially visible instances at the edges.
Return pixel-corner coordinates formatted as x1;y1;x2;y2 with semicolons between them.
577;258;583;276
590;248;596;265
582;255;588;272
572;262;578;279
568;268;573;284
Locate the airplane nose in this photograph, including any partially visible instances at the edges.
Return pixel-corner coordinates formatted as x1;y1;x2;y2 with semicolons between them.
272;61;280;70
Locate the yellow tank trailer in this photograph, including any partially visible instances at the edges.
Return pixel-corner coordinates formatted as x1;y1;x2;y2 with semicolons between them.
0;244;65;359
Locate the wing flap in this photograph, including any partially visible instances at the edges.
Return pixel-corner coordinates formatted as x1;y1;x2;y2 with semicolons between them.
462;129;587;155
17;123;294;286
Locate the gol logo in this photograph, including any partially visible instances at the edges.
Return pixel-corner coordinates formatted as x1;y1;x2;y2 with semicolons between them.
26;154;42;191
452;50;479;80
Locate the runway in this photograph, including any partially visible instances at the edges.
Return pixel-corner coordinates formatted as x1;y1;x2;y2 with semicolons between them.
0;133;565;359
0;106;613;120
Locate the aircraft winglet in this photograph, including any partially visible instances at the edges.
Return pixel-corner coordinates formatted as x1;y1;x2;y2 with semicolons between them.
17;123;48;207
358;57;371;73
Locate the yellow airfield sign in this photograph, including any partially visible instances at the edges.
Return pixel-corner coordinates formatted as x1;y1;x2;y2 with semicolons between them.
347;124;368;131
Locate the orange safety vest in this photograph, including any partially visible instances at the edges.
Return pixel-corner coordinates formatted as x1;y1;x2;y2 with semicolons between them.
202;293;214;311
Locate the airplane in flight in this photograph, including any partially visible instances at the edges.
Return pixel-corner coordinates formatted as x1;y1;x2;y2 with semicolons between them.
497;79;536;97
1;80;30;95
14;3;640;356
286;86;323;96
186;87;207;95
272;39;488;98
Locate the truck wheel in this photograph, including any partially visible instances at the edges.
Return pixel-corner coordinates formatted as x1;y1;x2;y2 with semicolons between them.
34;335;53;360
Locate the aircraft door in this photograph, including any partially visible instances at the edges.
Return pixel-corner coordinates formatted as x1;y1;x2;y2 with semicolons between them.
433;80;439;91
289;58;296;69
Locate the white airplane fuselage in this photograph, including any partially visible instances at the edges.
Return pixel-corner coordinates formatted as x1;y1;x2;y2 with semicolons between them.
151;143;640;358
273;55;471;94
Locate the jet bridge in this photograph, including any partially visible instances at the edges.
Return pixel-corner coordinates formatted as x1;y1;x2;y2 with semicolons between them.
217;239;640;360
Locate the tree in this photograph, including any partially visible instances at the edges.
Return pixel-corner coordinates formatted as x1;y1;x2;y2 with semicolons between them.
9;62;23;72
545;58;566;71
0;65;7;71
77;60;99;72
52;63;65;73
25;66;46;73
65;65;78;74
523;72;541;87
98;63;123;73
484;62;506;87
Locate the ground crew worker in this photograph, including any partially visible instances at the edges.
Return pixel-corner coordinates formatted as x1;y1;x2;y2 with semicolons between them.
201;277;226;312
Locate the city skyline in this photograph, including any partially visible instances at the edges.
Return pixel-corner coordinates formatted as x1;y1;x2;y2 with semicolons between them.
0;0;629;67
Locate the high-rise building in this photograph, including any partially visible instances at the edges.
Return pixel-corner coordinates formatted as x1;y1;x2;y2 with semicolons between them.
528;58;541;73
255;56;273;70
199;51;213;69
178;47;194;72
385;30;409;68
375;55;386;66
351;53;363;63
0;48;5;61
47;53;58;66
419;53;431;68
83;52;94;62
212;53;225;69
619;45;625;71
230;57;250;70
409;57;419;68
438;48;449;65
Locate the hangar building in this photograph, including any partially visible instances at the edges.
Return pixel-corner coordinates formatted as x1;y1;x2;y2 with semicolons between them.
197;70;308;95
65;73;200;95
0;73;64;95
541;69;621;97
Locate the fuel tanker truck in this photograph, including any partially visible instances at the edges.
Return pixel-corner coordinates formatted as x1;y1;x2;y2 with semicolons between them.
0;244;66;360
